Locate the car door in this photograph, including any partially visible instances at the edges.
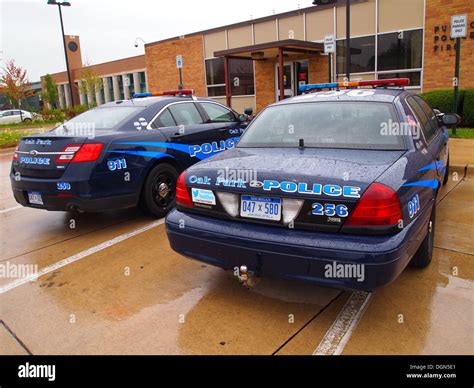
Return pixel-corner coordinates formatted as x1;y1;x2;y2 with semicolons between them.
0;111;12;124
154;102;230;163
11;110;22;123
197;101;245;140
409;96;448;181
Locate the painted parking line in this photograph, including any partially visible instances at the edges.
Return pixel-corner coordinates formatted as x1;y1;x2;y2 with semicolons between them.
313;291;372;355
0;205;22;214
0;218;164;295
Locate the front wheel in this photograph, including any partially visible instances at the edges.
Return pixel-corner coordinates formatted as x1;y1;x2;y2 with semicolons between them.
140;163;178;218
409;204;436;268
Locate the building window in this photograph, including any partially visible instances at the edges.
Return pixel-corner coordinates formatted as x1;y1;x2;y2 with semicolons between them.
126;73;134;94
117;76;124;100
205;57;255;97
229;59;254;95
336;36;376;74
377;29;423;72
140;72;147;93
206;58;226;97
378;71;421;87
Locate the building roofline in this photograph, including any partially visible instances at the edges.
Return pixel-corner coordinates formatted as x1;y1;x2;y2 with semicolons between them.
45;54;145;78
145;0;366;48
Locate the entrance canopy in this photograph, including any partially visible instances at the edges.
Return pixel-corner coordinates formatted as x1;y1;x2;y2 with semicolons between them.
214;39;324;105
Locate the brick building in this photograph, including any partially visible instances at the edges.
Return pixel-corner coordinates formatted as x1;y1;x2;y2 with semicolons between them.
46;0;473;113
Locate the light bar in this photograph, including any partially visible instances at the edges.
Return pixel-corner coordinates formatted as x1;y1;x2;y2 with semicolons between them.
299;78;410;92
133;89;194;98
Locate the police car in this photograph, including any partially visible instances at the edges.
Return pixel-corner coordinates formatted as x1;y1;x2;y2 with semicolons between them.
10;90;249;217
165;79;459;290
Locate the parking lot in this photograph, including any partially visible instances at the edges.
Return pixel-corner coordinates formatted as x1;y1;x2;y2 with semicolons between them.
0;141;473;356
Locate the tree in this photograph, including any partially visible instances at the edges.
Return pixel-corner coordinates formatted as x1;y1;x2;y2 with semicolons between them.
42;74;59;109
0;60;34;108
78;67;102;106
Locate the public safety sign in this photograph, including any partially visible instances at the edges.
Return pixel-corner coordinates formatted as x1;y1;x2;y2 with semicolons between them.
324;35;335;54
176;55;183;69
451;14;467;38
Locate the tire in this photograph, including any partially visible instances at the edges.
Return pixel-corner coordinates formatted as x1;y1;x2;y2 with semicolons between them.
140;163;178;218
442;155;449;186
22;118;32;123
409;204;436;268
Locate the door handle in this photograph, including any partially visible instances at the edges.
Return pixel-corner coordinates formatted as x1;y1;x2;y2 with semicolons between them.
170;133;184;140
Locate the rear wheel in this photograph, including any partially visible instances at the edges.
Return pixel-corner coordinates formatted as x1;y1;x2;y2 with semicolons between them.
442;155;449;186
22;118;32;123
140;163;178;218
409;204;436;268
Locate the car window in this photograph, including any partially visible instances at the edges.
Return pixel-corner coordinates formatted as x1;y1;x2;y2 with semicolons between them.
200;102;236;122
61;106;144;130
12;110;21;116
238;102;405;150
413;96;439;136
406;96;436;143
156;109;176;127
168;103;203;126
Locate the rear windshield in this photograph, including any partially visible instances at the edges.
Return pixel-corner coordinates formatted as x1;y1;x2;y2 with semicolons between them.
61;106;143;130
238;102;405;150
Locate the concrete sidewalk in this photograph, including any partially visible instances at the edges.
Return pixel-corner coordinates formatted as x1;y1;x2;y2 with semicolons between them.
450;138;474;166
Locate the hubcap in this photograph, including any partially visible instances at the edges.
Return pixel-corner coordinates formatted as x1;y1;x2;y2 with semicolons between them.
152;173;175;209
158;182;169;198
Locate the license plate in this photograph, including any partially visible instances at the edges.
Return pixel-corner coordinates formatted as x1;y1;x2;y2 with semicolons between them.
240;196;281;221
28;192;43;205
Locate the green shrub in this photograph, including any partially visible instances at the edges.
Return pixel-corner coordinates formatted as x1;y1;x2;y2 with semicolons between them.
420;89;465;115
65;104;89;119
40;108;65;122
461;89;474;128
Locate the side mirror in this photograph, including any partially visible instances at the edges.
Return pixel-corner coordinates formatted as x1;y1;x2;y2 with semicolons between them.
441;113;461;126
244;107;253;116
238;114;249;123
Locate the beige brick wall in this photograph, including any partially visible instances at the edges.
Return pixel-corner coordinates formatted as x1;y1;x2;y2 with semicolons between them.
145;35;206;96
423;0;474;91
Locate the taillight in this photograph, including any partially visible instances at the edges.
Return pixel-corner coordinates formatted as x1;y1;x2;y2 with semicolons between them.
176;172;193;207
344;183;402;227
56;143;103;163
13;145;18;161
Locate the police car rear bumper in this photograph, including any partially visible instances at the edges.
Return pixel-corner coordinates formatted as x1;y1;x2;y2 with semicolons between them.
10;175;137;212
165;204;432;291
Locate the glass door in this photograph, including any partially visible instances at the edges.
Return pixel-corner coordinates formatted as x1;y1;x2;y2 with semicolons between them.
276;60;309;100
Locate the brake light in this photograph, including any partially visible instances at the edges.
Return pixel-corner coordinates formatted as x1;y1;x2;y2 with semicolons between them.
13;145;18;161
56;144;103;163
176;172;193;207
345;183;402;227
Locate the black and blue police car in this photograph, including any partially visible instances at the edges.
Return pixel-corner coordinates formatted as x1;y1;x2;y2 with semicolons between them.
10;90;250;217
166;79;460;290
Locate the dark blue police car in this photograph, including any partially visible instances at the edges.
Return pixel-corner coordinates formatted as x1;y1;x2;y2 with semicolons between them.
165;79;459;290
10;90;250;217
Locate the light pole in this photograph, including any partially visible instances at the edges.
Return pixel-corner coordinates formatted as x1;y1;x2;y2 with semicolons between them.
47;0;76;106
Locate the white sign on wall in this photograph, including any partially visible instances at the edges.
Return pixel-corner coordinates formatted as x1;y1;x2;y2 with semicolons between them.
324;35;335;53
451;14;467;38
176;55;183;69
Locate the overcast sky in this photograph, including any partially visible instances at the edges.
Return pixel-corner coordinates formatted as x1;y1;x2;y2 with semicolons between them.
0;0;309;81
